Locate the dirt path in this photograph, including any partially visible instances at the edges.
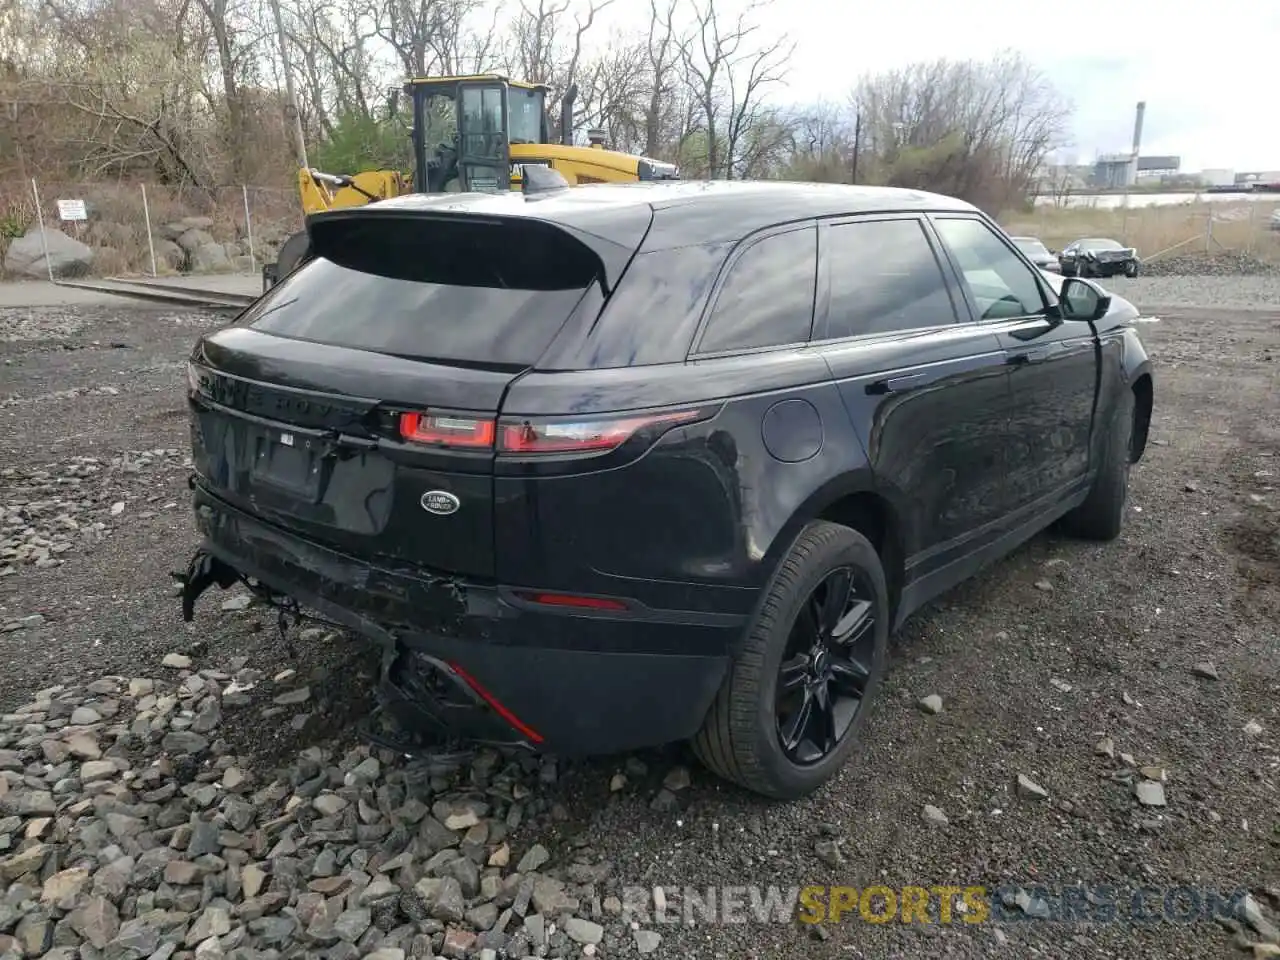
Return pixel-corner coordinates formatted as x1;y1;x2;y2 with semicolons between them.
1;290;1277;959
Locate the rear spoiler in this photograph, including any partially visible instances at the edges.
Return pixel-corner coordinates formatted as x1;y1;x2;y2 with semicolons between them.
305;203;650;294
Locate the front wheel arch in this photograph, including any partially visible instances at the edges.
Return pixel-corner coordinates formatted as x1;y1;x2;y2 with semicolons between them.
1131;374;1153;462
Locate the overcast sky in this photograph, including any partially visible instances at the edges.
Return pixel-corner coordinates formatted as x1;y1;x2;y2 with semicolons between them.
597;0;1279;172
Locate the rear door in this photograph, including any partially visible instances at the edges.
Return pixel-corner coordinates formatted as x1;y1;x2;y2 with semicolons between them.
188;211;624;578
930;215;1098;516
815;214;1013;575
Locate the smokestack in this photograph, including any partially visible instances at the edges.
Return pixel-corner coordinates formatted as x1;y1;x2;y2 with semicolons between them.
560;83;578;146
1131;101;1146;157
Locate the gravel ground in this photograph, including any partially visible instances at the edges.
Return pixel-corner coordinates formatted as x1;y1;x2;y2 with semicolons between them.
1106;274;1280;311
1;279;1278;960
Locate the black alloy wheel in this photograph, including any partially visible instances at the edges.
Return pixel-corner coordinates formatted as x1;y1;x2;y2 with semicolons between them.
775;566;877;764
692;520;889;800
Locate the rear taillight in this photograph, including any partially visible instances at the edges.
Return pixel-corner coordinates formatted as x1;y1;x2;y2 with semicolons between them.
399;412;495;448
396;407;709;454
498;410;702;455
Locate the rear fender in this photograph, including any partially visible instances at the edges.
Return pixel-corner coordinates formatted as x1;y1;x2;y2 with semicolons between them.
739;468;903;650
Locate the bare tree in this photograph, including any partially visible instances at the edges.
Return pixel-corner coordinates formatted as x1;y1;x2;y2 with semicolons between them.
678;0;790;179
2;0;1073;219
642;0;678;158
373;0;485;77
508;0;612;142
852;50;1070;211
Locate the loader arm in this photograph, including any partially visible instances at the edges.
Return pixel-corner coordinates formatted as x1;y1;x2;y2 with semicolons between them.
296;167;406;215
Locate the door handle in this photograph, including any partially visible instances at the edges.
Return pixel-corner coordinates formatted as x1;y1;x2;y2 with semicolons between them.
1007;347;1053;365
865;372;929;395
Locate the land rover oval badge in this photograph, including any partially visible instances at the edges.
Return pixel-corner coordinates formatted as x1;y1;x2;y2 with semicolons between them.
420;490;460;516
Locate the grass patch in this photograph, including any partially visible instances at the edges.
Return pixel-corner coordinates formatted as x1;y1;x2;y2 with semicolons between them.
1001;200;1280;262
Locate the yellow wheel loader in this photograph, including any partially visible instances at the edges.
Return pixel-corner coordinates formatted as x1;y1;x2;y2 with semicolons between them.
262;74;680;292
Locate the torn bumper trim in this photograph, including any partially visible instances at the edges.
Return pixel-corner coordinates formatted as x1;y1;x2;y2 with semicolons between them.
175;549;240;621
187;485;735;755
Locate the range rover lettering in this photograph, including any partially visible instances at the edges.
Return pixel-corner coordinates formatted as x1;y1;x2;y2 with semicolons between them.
179;181;1154;799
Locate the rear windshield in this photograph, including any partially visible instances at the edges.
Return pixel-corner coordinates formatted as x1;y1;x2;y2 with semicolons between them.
241;216;599;367
1081;238;1123;250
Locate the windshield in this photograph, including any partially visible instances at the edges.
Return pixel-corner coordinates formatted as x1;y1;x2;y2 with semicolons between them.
1014;238;1050;257
1080;238;1123;251
509;87;545;144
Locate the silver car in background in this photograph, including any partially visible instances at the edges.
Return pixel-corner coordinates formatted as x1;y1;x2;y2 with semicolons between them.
1011;235;1062;273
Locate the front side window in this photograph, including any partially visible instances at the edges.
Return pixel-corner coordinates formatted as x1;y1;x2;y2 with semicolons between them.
822;218;958;339
698;226;817;354
933;217;1047;321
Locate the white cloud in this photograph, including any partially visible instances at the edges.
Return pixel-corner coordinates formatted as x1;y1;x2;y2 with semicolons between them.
587;0;1279;172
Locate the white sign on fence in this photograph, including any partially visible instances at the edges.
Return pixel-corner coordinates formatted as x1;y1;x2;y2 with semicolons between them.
57;199;88;222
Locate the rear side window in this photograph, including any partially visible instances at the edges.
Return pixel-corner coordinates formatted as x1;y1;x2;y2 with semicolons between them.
240;217;598;367
697;226;817;354
822;219;957;339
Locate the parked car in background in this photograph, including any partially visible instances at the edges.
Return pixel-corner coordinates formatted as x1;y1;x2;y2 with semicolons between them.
1011;235;1061;273
1059;238;1141;278
1269;209;1280;231
179;180;1154;800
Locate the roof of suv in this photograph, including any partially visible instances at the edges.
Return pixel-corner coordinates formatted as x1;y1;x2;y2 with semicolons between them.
349;180;980;250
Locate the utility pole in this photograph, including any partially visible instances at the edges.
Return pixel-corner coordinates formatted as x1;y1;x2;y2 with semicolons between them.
850;106;862;184
267;0;308;169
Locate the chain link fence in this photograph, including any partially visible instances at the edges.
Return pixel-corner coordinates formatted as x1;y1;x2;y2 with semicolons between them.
1;180;302;280
1004;198;1280;266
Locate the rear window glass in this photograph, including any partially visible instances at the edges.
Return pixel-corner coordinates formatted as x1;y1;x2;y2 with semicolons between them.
241;216;598;367
697;226;817;354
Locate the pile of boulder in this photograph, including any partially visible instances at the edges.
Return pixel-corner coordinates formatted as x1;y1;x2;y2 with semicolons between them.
2;217;293;281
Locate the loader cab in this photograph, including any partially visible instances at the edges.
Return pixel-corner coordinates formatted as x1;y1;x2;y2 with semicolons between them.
405;75;553;195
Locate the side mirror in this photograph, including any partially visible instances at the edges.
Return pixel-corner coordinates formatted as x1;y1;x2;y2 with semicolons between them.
1058;276;1111;321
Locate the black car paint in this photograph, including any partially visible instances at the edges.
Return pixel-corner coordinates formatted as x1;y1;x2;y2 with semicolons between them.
183;181;1153;757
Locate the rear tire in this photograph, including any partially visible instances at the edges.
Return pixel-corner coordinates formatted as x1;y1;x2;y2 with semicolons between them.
1125;262;1140;278
1061;265;1077;278
692;521;889;800
1060;388;1135;541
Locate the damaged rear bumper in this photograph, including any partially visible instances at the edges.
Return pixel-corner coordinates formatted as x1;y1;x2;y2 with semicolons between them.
184;483;736;756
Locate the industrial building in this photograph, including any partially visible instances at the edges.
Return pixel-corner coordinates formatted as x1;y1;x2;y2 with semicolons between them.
1087;102;1183;188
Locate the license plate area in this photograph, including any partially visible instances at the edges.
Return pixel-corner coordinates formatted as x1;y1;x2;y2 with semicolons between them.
251;429;323;501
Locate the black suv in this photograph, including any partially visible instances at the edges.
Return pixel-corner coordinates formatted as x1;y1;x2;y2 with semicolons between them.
180;181;1154;799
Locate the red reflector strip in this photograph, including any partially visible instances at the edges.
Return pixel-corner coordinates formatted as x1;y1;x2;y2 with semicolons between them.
515;591;629;611
499;410;701;455
399;412;495;448
448;662;544;743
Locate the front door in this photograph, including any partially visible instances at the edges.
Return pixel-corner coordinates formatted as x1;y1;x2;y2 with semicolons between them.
456;82;511;193
815;215;1014;592
930;216;1098;518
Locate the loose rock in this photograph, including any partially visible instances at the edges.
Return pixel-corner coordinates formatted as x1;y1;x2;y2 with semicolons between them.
1016;774;1049;800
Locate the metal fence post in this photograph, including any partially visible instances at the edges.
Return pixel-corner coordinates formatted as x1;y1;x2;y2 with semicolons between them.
30;178;54;283
243;185;257;274
140;183;158;277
